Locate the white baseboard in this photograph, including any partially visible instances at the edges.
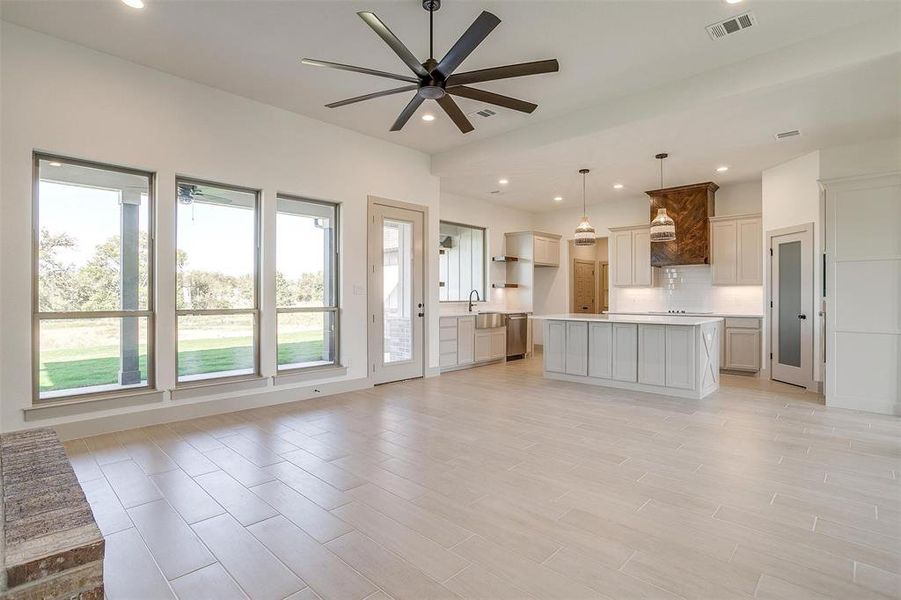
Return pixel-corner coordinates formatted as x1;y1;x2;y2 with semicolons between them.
51;377;373;440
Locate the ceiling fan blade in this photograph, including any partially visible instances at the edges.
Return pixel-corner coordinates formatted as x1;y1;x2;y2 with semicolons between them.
436;95;474;133
446;59;559;87
326;85;419;108
447;86;537;114
436;11;501;77
301;58;418;84
357;12;430;79
390;95;425;131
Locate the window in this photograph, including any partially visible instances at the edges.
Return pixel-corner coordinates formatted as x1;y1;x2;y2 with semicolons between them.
176;179;259;383
276;196;338;371
439;221;486;302
34;155;154;400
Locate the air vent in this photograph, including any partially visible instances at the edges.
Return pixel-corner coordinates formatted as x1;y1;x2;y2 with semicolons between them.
775;129;802;140
468;108;497;119
706;11;756;40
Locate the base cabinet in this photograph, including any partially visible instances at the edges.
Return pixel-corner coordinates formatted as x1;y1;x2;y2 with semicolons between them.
489;328;506;360
565;322;588;376
542;319;720;399
725;328;760;371
612;323;638;382
476;327;506;363
544;320;566;373
440;316;505;372
457;316;475;365
665;325;695;389
588;322;613;379
722;317;762;372
638;325;666;386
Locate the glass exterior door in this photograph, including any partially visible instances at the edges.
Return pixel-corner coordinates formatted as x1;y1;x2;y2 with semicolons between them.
771;229;813;388
369;202;424;384
382;219;414;364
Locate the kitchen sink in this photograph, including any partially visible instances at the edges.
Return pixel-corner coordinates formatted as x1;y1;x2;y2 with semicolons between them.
475;312;506;329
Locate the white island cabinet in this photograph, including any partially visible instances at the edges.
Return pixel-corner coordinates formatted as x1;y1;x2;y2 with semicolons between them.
533;314;722;399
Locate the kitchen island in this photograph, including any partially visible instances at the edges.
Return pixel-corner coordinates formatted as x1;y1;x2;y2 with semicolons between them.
532;314;722;399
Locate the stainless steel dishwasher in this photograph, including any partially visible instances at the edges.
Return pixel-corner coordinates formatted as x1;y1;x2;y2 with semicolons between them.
506;313;528;360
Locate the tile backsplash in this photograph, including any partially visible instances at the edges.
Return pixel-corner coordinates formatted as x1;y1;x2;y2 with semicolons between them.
612;265;763;315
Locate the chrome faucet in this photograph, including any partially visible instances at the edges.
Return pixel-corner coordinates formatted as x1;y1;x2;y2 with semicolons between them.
468;289;481;312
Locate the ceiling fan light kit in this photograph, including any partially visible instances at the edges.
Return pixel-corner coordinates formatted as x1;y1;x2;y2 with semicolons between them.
301;0;559;133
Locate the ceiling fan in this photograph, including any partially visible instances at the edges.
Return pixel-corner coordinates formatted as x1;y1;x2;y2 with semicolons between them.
301;0;559;133
177;184;232;206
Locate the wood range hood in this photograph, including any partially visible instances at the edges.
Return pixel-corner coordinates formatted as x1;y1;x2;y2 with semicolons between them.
646;181;718;267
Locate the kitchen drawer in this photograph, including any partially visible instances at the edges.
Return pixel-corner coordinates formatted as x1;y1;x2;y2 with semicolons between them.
725;317;760;329
439;317;458;329
439;339;457;354
439;352;457;368
439;325;458;341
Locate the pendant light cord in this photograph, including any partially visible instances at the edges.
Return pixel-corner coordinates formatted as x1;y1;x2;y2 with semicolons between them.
429;6;434;60
659;156;664;188
582;171;587;217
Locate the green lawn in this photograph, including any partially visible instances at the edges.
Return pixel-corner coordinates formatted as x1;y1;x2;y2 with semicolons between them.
40;330;327;392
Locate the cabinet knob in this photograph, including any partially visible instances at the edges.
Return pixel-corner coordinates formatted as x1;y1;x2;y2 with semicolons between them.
797;314;807;320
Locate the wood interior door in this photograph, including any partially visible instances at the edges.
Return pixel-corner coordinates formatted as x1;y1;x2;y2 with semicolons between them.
572;259;596;313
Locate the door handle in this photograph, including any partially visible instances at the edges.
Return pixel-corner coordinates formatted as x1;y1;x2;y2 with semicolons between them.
797;314;807;320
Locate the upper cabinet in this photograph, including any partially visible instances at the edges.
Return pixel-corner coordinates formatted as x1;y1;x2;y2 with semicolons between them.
506;231;561;267
610;225;652;287
710;213;762;285
533;233;561;267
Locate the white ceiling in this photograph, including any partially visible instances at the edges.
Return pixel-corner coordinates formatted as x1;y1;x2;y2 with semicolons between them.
2;0;898;213
1;0;897;155
439;52;901;212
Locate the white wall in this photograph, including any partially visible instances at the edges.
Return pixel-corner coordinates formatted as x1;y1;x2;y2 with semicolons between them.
716;180;762;216
819;136;901;180
0;24;440;433
439;192;533;312
761;151;822;382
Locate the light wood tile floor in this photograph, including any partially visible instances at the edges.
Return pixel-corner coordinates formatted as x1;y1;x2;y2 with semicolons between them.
65;356;901;600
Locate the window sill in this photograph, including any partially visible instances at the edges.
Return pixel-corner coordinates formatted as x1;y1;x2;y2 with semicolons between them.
24;389;165;421
171;375;269;401
274;365;348;386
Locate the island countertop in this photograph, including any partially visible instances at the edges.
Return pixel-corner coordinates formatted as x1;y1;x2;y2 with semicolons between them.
531;313;723;326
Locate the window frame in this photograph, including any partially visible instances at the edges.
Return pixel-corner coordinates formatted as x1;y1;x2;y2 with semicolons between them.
438;220;488;303
174;176;261;386
32;152;157;404
275;194;341;374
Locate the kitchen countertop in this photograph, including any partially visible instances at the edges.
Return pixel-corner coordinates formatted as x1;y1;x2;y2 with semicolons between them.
532;313;723;326
605;311;763;319
440;308;531;316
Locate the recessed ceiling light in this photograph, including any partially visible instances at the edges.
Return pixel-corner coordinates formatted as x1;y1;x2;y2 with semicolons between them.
498;179;509;185
724;0;742;4
421;114;435;122
716;166;729;172
121;0;145;7
553;196;563;202
613;183;624;189
48;161;62;167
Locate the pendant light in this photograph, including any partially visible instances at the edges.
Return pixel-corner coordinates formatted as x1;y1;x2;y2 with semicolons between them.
650;153;676;242
574;168;596;247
